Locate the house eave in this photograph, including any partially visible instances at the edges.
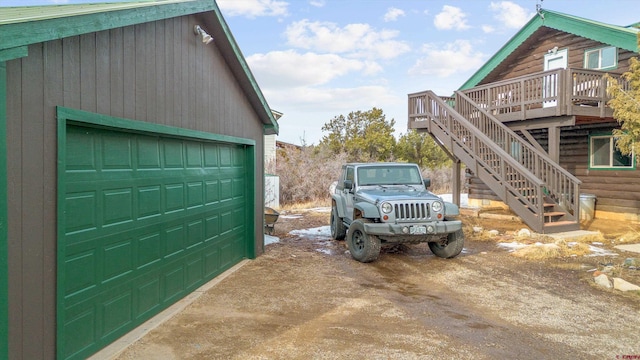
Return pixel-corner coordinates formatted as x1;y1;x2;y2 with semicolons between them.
459;9;639;91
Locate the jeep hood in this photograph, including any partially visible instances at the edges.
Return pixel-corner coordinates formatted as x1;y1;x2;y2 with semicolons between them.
355;188;441;203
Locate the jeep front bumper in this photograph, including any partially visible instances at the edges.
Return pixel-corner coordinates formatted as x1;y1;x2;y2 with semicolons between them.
362;220;462;237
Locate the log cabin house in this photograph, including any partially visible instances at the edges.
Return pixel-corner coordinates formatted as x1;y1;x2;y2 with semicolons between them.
408;8;639;234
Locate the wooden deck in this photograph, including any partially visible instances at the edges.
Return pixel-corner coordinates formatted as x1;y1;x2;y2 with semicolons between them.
460;68;629;122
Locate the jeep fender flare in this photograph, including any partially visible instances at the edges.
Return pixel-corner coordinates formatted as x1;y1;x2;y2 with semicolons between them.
354;201;380;219
331;194;347;218
444;201;460;220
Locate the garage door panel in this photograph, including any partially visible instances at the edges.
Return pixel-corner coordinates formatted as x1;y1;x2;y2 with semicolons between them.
101;134;133;169
103;188;134;226
136;137;161;168
137;232;161;269
101;290;133;338
66;191;98;235
135;276;161;317
61;124;250;359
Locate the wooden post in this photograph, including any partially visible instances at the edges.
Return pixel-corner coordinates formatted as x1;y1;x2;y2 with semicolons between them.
548;126;560;163
453;159;461;207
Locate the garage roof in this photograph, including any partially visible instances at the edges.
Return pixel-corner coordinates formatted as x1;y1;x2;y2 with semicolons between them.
0;0;278;134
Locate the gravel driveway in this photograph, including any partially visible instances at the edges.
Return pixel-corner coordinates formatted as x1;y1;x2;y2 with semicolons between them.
112;209;640;359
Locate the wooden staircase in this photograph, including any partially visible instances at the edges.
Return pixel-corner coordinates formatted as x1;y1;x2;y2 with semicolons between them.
408;90;581;234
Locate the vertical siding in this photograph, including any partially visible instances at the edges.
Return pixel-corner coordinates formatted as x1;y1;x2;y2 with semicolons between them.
5;52;23;360
6;14;266;359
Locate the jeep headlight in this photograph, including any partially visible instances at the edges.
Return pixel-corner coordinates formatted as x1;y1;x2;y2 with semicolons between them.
432;201;443;212
381;202;393;214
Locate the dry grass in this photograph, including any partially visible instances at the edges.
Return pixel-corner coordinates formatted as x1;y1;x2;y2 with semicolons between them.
615;231;640;244
511;240;592;260
278;200;330;212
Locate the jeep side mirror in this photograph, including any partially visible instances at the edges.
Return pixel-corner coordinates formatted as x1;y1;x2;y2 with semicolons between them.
343;179;353;191
423;179;431;188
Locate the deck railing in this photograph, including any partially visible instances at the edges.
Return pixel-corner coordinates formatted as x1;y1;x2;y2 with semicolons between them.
461;68;629;120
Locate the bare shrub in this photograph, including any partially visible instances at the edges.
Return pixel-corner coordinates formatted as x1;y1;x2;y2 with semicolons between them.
275;146;347;206
272;145;465;207
421;167;467;194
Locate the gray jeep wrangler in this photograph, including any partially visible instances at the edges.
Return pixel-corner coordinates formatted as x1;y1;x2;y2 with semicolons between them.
330;162;464;263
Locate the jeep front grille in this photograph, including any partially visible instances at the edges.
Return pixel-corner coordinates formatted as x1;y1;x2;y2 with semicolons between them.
394;202;430;221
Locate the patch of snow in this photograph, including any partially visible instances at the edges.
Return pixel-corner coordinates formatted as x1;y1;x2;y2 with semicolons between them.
497;242;529;252
280;214;303;219
264;234;279;245
437;193;469;208
308;207;331;213
290;226;332;240
316;248;332;255
586;245;618;257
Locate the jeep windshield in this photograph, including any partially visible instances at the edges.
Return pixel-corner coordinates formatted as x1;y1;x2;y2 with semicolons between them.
356;165;422;186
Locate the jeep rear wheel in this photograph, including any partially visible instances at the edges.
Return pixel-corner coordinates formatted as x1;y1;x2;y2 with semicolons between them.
346;220;381;263
330;205;346;240
429;229;464;259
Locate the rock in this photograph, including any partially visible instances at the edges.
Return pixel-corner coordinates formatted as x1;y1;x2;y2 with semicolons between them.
623;258;639;268
517;228;531;238
594;274;612;289
473;226;483;233
488;230;500;237
602;265;614;273
613;278;640;292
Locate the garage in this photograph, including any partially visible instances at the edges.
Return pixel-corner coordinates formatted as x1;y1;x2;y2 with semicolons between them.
58;109;255;359
2;1;278;358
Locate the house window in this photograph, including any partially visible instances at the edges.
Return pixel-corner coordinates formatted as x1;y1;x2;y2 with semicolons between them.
589;134;634;169
584;46;617;70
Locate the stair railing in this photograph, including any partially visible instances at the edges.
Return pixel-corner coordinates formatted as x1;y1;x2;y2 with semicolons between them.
453;90;581;221
409;91;547;231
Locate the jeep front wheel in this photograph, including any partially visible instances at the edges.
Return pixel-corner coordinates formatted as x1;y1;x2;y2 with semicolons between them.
429;229;464;259
330;205;346;240
346;220;381;263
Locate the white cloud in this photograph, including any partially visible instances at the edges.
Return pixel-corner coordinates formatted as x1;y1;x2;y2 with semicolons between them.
309;0;325;7
284;20;410;60
246;50;370;88
482;25;495;33
489;1;535;29
409;40;486;77
265;85;399;112
384;7;405;22
216;0;288;18
433;5;470;31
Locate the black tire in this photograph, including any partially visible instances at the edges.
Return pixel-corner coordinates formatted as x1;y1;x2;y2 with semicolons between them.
330;205;347;240
429;229;465;259
346;220;381;263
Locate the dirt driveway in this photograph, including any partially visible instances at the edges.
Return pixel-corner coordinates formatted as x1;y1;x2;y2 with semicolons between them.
114;209;640;359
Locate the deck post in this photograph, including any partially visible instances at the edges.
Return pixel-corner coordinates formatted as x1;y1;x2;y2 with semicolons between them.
548;126;560;163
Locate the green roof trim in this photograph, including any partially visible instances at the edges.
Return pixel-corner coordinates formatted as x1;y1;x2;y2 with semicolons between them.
0;1;214;52
459;9;640;91
209;1;279;135
0;0;278;134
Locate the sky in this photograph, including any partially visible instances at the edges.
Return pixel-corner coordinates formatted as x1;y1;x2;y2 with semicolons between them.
1;0;639;145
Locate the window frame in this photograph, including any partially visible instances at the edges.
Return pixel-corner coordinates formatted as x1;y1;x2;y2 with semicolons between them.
583;46;618;70
588;133;635;170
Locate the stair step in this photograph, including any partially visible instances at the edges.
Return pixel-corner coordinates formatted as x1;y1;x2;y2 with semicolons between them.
544;211;566;218
543;220;580;234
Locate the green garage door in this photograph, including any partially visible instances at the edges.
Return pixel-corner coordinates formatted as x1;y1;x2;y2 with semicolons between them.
58;122;252;359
